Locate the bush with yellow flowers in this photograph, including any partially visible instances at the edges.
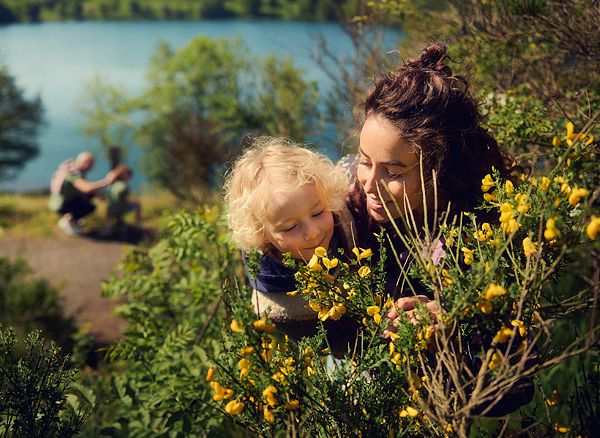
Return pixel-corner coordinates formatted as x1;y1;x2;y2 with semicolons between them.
210;120;598;437
209;281;427;436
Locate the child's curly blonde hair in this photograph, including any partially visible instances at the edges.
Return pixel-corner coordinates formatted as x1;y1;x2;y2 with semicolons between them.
225;137;348;252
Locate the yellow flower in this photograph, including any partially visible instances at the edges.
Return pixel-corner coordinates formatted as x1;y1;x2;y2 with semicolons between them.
238;358;250;378
585;134;595;145
263;385;278;407
544;217;560;241
253;317;276;333
477;299;493;314
460;246;475;265
366;305;381;316
399;406;419;417
511;319;527;336
230;319;244;333
554;423;570;433
522;237;536;257
515;193;530;213
314;246;327;258
358;266;372;278
322;257;339;270
352;247;373;260
441;269;453;286
488;351;502;369
546;390;560;406
284;400;300;411
565;121;576;140
475;223;493;242
540;176;551;192
492;326;514;344
586;215;600;239
499;202;514;223
501;218;519;234
240;346;254;356
483;283;506;300
483;190;498;202
225;399;244;415
327;303;346;321
504;180;514;194
568;187;590;206
211;381;234;401
205;367;214;382
552;136;560;147
481;174;494;192
307;254;322;272
263;406;275;424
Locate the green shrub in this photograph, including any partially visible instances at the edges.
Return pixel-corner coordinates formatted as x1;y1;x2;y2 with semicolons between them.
0;325;93;437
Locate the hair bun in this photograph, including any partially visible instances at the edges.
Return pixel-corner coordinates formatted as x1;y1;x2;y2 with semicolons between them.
406;43;452;76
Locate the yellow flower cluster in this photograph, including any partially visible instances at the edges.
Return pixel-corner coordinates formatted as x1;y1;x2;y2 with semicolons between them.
587;215;600;240
554;121;595;148
475;223;493;242
499;202;520;234
461;247;474;265
544;217;560;241
477;283;506;314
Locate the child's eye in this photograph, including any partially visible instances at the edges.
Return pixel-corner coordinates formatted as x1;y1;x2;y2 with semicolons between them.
282;224;297;232
312;210;324;217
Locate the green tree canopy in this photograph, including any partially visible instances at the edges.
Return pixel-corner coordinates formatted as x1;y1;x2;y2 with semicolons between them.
0;65;44;181
80;36;319;202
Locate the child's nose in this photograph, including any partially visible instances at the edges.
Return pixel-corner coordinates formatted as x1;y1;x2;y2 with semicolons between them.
303;221;319;240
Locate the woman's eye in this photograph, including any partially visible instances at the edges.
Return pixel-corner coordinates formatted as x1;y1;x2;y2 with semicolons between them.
387;171;403;178
358;160;372;167
312;210;324;217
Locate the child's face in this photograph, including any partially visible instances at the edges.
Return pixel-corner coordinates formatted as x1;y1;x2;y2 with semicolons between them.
264;183;334;261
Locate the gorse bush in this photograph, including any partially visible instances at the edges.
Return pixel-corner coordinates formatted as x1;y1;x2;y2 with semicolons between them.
0;325;92;437
207;121;598;437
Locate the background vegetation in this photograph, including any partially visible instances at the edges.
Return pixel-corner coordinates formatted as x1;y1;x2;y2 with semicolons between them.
0;0;356;23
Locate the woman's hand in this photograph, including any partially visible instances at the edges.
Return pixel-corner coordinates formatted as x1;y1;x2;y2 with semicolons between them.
383;295;441;338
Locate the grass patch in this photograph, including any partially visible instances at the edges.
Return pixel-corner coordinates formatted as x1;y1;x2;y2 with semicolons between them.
0;190;181;238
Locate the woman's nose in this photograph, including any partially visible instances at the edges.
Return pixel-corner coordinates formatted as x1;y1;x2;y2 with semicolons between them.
362;168;379;195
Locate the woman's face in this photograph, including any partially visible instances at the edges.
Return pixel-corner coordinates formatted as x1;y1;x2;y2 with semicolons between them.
357;115;422;224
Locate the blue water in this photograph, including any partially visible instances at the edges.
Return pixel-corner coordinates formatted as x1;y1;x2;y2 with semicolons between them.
0;20;400;192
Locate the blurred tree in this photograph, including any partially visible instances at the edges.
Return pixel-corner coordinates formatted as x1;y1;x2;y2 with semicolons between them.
0;65;44;181
80;36;319;203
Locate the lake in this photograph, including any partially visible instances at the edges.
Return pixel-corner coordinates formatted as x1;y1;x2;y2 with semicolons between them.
0;20;400;192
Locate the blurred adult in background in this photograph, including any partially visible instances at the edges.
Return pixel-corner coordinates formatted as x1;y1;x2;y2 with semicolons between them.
49;151;117;235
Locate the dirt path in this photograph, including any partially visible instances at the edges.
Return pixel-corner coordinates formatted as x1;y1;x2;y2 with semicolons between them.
0;233;131;343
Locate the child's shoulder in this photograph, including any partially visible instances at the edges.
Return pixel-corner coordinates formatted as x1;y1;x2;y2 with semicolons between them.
243;251;297;294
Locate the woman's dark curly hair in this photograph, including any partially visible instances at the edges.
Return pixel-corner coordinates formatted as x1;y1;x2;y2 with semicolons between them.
361;42;514;218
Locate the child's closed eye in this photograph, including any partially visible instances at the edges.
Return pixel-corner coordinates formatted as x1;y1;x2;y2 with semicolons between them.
281;223;298;232
312;210;324;217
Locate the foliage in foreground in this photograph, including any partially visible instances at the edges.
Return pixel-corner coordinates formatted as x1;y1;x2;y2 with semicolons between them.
83;208;240;435
0;325;92;437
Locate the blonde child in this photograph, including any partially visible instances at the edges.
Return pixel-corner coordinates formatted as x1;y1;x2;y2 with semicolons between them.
225;137;356;342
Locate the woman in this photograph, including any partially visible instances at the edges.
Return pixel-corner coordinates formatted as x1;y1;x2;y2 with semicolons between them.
348;43;532;416
348;42;513;295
